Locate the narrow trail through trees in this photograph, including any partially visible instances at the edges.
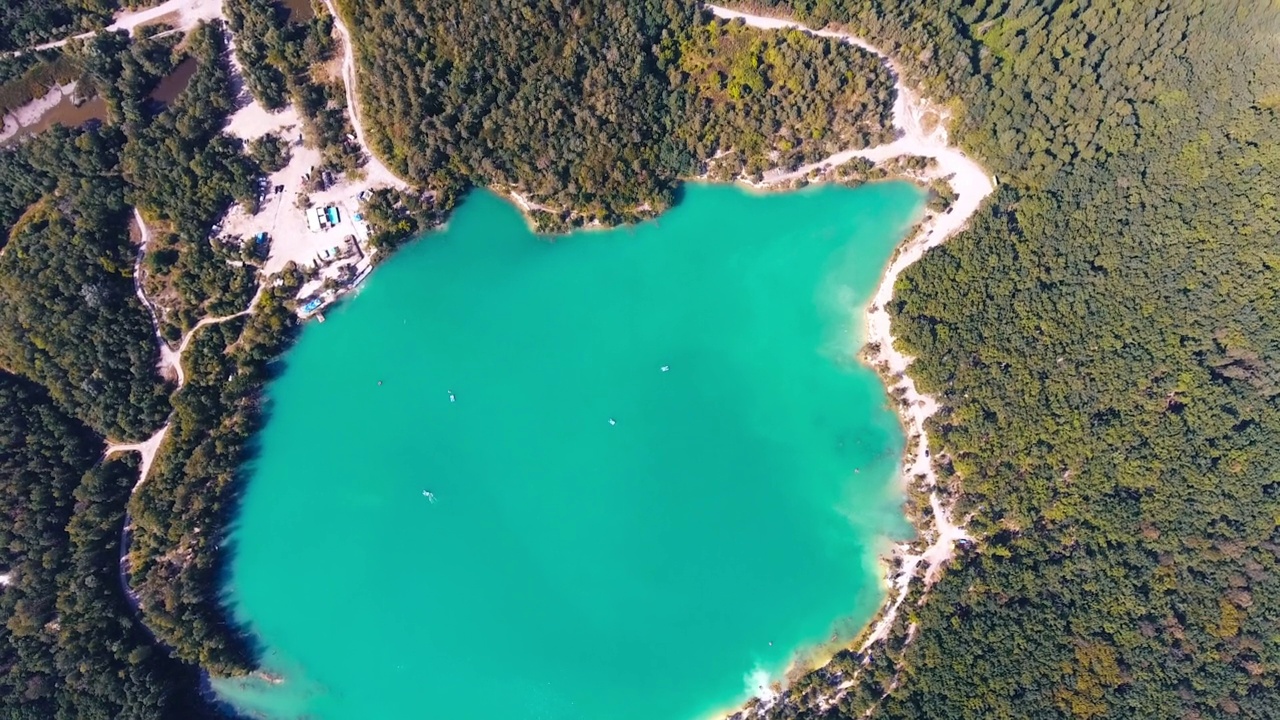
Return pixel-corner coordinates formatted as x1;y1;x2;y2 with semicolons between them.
321;0;408;189
2;0;225;58
106;209;264;650
105;210;264;492
130;208;180;381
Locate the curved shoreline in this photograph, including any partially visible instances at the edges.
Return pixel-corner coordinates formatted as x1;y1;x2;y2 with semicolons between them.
705;3;992;714
27;1;991;714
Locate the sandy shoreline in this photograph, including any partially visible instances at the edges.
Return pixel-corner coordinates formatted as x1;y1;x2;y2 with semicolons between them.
0;82;79;145
704;4;993;716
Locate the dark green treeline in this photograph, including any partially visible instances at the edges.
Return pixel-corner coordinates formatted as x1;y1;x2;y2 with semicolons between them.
335;0;897;227
0;0;115;52
0;373;220;718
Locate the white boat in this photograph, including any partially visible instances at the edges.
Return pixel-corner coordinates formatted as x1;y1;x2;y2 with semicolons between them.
448;390;456;402
422;491;436;503
660;365;669;372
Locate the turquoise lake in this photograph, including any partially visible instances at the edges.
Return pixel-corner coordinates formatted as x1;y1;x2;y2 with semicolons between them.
216;183;923;719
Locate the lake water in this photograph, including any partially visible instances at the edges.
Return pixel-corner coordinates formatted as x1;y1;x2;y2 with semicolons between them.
216;183;923;719
1;92;106;146
149;57;198;106
280;0;315;22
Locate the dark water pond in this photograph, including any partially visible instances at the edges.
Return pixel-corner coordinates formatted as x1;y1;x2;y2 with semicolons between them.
149;57;198;105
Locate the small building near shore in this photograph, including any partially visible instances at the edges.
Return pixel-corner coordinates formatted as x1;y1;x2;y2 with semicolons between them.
352;212;370;242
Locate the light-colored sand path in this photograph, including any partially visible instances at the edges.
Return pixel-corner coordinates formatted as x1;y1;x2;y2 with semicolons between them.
705;4;993;715
107;211;265;492
509;191;555;214
4;0;224;58
131;209;181;380
104;425;171;491
320;0;407;190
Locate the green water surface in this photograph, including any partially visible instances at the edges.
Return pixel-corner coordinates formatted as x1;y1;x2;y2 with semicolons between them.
216;183;922;719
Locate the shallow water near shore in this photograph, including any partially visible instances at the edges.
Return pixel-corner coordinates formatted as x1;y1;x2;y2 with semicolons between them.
216;183;922;719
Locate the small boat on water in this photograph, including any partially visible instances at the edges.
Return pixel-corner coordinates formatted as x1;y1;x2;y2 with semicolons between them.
660;365;669;372
448;390;456;403
422;490;436;503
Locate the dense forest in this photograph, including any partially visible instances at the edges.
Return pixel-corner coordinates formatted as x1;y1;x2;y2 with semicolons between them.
713;1;1280;719
121;23;260;340
338;0;693;223
128;267;301;676
0;126;168;442
0;0;113;51
0;373;222;718
0;17;291;718
335;0;897;226
676;19;894;181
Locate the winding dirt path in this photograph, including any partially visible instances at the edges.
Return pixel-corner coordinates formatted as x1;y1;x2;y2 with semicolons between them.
321;0;407;189
103;426;170;490
705;3;993;712
131;209;180;380
3;0;224;58
106;210;265;491
103;291;261;490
